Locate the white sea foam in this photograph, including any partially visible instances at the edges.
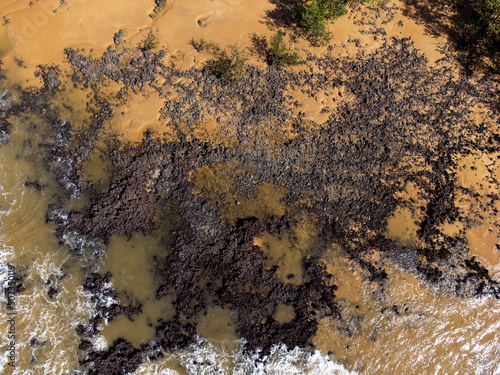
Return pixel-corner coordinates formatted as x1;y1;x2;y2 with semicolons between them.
52;155;79;196
0;158;18;373
62;230;106;260
4;251;95;374
0;90;12;111
92;334;109;352
0;146;96;374
136;338;355;375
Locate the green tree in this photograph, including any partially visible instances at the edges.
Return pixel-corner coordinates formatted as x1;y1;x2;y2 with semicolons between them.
294;0;347;45
319;0;348;19
470;0;500;48
190;38;220;54
142;28;160;51
216;45;248;84
267;31;303;68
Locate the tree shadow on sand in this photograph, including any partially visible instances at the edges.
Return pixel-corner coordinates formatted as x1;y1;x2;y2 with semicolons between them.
401;0;499;75
249;33;269;61
262;0;302;36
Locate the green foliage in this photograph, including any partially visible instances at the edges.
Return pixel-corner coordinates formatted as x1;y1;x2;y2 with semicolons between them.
481;0;500;18
294;0;347;45
215;45;248;84
376;0;389;7
355;0;389;8
267;31;303;68
190;38;220;54
142;28;160;51
470;0;500;48
319;0;348;19
295;1;329;44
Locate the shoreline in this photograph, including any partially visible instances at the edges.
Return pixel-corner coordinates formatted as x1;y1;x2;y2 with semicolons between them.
1;0;500;373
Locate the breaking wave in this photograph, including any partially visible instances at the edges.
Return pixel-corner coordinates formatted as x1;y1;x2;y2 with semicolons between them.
0;144;96;374
136;338;355;375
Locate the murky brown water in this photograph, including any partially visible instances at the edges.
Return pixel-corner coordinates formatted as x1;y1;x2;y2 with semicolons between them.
1;0;500;374
316;251;500;374
0;103;94;374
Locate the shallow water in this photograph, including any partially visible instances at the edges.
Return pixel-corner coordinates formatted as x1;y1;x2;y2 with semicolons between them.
316;253;500;374
1;0;500;374
0;105;97;374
